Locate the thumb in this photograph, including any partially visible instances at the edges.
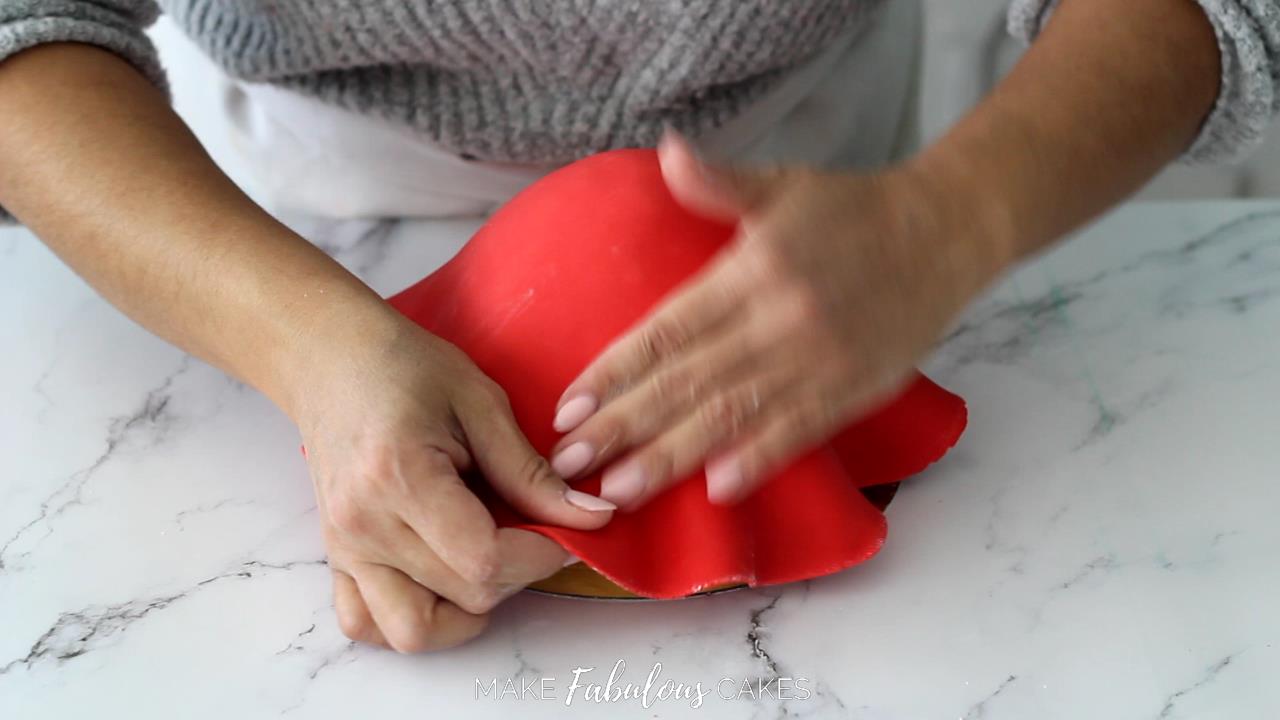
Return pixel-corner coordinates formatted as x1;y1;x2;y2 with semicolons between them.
457;384;616;530
657;128;782;221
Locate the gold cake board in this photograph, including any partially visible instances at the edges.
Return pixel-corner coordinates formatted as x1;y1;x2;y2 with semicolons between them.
526;482;900;600
528;561;743;600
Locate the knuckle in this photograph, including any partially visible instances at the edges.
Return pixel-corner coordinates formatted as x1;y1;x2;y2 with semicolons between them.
458;584;503;615
353;445;397;486
353;443;418;494
646;365;699;409
336;606;376;644
364;445;454;496
476;379;512;408
786;397;837;445
639;318;687;365
416;447;458;475
780;404;817;441
699;391;753;439
783;283;826;326
385;614;433;655
326;492;370;535
518;452;560;490
639;450;675;488
457;538;501;584
568;415;624;463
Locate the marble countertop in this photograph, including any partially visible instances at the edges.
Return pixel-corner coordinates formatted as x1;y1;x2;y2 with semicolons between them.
2;200;1279;718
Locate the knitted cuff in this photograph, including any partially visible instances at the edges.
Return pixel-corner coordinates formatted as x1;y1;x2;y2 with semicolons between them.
1007;0;1280;166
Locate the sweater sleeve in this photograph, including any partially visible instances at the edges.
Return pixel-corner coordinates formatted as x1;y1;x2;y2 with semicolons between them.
0;0;166;224
1007;0;1280;165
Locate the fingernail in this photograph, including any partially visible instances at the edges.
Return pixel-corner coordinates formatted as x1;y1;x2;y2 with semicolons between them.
562;554;581;568
554;395;598;433
601;462;648;507
552;442;596;478
705;455;743;505
563;488;616;513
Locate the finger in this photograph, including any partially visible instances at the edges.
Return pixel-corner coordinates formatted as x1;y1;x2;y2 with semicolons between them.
704;389;852;506
393;447;503;584
554;245;762;432
496;527;574;585
456;383;616;529
657;129;782;221
332;569;389;648
372;524;566;615
597;368;796;510
352;562;489;653
551;303;791;480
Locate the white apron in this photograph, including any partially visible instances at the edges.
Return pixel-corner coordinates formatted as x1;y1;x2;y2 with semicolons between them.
223;0;923;221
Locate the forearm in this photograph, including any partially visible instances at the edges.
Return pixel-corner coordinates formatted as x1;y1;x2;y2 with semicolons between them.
0;44;397;415
908;0;1221;267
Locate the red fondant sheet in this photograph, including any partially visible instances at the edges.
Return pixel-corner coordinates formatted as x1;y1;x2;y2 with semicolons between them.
387;149;966;598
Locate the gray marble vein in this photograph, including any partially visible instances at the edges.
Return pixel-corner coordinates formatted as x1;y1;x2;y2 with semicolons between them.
1156;654;1237;719
0;558;325;675
4;201;1280;718
0;358;192;571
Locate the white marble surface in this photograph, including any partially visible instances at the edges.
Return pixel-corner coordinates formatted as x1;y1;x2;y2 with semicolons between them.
3;199;1280;718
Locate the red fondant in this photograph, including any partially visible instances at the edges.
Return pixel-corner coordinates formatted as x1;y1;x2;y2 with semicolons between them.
387;149;966;598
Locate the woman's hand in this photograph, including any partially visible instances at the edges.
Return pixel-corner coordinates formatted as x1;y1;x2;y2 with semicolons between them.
292;311;616;652
548;132;1011;510
0;44;614;654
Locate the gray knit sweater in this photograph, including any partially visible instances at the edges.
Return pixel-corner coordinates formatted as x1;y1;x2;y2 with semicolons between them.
0;1;1278;179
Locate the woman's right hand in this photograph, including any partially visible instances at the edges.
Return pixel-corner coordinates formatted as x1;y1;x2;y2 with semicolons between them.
288;310;617;652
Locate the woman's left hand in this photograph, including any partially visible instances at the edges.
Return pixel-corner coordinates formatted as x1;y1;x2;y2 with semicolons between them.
548;131;1011;510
